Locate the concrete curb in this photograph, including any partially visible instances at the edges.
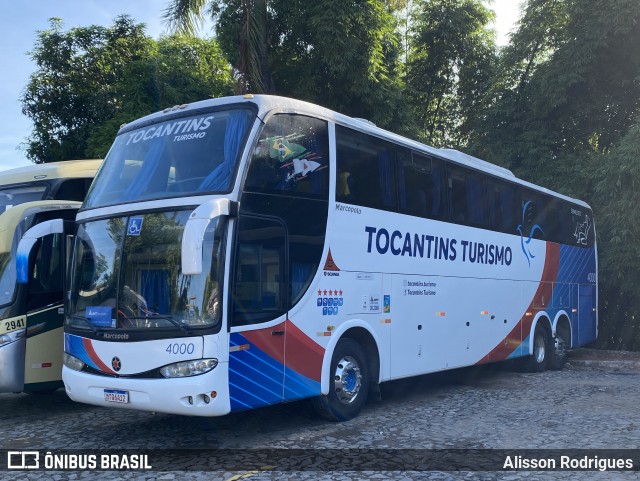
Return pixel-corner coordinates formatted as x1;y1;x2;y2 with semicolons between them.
567;359;640;371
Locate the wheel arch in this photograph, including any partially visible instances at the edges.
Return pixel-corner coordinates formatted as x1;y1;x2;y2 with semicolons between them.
320;320;381;395
527;313;553;355
553;311;573;348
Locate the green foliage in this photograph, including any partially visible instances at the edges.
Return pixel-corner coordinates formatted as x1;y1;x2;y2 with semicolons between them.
165;0;272;93
592;117;640;349
167;0;407;129
405;0;497;146
468;0;640;350
21;16;233;162
268;0;406;128
470;0;640;192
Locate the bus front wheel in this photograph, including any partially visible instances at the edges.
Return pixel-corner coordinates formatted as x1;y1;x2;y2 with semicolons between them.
312;338;369;421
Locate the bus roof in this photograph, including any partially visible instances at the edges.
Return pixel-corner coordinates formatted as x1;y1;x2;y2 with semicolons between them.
0;200;82;253
118;95;590;210
0;159;101;186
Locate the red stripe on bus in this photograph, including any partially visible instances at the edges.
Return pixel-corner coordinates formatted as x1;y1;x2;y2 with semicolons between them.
82;338;115;374
242;320;324;383
476;242;560;364
283;319;324;382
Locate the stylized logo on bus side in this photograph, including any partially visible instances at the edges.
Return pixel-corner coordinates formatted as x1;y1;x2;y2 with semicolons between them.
517;201;544;267
574;215;591;245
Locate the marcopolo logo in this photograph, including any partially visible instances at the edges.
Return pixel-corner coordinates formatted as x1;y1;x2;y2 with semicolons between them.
7;451;39;469
112;357;122;372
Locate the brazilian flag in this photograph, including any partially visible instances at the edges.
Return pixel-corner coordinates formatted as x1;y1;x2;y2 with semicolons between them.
268;137;306;162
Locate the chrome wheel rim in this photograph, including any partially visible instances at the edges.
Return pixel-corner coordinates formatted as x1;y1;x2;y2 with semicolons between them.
333;355;362;404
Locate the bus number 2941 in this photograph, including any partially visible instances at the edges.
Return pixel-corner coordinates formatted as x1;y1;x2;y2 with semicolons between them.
166;343;195;355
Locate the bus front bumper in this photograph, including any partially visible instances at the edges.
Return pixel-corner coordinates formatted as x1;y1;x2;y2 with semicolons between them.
0;338;26;393
62;364;231;416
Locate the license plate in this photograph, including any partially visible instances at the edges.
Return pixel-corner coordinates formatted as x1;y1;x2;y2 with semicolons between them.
104;389;129;404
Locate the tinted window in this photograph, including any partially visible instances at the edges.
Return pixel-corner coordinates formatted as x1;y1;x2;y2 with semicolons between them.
85;108;254;208
54;178;93;202
336;126;396;210
0;185;47;214
232;216;286;326
244;114;329;199
28;233;64;310
448;166;487;228
488;180;516;233
398;150;445;219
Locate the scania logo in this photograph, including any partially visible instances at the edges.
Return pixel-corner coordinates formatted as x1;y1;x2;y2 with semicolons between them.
111;357;122;372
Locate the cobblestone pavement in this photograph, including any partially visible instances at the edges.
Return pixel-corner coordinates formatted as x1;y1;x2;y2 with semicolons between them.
1;351;639;481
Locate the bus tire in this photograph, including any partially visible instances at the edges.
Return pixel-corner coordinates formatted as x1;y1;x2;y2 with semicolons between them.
312;338;369;422
548;332;568;370
522;324;549;373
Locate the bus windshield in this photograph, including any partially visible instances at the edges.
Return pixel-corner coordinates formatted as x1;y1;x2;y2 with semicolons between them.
0;252;15;306
83;108;255;209
67;211;225;332
0;185;47;214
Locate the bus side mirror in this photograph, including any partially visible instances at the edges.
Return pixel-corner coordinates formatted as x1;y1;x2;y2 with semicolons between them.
181;198;237;275
16;219;76;284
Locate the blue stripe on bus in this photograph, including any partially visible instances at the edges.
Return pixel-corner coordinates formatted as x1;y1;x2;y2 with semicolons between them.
284;366;321;400
229;332;321;411
228;370;277;406
64;334;100;371
229;355;283;398
507;336;530;359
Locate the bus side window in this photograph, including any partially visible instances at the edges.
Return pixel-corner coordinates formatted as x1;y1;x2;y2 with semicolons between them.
398;149;428;217
244;114;329;199
488;180;516;233
398;150;446;219
28;233;64;311
448;167;468;224
231;215;287;326
448;166;487;228
335;126;396;211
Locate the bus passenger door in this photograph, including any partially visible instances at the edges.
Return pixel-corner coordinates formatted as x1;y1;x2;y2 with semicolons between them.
23;231;67;391
229;215;287;411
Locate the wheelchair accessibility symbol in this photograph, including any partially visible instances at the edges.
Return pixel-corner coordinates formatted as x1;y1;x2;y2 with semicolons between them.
127;217;143;236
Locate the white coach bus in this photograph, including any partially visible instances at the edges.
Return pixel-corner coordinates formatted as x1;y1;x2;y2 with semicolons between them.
19;96;596;419
1;160;100;393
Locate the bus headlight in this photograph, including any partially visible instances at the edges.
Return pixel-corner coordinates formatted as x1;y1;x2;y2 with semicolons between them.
160;359;218;378
0;330;25;347
63;353;86;371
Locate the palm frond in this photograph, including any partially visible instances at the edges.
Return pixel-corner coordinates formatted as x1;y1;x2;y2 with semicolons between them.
237;0;269;93
162;0;208;35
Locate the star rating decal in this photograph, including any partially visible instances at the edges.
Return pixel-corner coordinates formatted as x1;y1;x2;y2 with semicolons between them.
316;288;345;316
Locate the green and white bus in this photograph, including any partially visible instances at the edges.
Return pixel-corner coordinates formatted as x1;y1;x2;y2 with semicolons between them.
0;160;100;393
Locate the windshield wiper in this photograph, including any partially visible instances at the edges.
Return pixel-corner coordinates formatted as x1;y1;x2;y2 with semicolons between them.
122;315;190;333
68;315;98;334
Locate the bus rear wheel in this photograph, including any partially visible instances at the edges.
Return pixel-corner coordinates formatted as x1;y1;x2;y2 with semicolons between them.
522;325;549;373
312;338;369;421
548;332;568;370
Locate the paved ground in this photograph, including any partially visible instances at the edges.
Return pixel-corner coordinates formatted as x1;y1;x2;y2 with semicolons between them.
1;349;639;480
